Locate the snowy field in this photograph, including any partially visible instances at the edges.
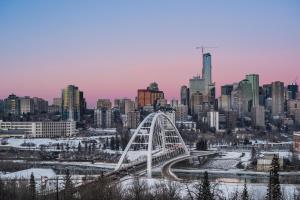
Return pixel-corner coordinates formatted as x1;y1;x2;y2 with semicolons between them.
121;177;300;200
0;136;117;150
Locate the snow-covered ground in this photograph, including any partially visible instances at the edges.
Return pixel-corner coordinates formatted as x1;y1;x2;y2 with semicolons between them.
0;136;117;150
1;168;56;179
121;177;300;200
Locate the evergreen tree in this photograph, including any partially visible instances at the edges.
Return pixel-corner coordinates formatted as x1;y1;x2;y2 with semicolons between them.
271;155;281;200
115;134;120;151
110;137;115;150
201;171;214;200
241;179;249;200
29;173;36;200
78;142;82;152
265;155;282;200
64;169;74;200
265;171;272;200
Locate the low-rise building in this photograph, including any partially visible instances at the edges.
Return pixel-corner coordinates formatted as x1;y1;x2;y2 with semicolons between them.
257;153;283;172
0;120;77;138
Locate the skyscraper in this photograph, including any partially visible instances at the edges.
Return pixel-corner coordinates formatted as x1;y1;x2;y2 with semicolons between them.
246;74;259;107
202;53;212;85
271;81;284;116
61;85;84;121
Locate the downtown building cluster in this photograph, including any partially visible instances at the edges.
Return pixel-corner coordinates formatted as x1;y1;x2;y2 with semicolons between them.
1;52;300;138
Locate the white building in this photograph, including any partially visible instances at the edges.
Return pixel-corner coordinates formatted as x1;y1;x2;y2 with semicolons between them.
0;120;77;138
207;111;219;131
175;121;196;130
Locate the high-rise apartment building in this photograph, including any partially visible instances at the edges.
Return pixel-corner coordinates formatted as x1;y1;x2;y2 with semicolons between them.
246;74;259;106
271;81;284;116
61;85;84;121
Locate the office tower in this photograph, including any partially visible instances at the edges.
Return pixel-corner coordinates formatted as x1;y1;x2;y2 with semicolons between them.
190;92;204;115
221;84;234;95
20;96;34;114
61;85;84;121
246;74;259;106
127;111;140;129
97;99;112;110
180;85;189;105
202;53;212;85
218;95;231;111
137;83;164;108
231;79;253;117
263;84;272;105
94;108;112;128
175;104;188;121
207;111;219;131
32;97;48;113
271;81;284;116
189;76;205;99
287;84;299;100
252;105;265;127
4;94;20;115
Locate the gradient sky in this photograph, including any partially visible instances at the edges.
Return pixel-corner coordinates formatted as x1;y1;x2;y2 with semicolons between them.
0;0;299;108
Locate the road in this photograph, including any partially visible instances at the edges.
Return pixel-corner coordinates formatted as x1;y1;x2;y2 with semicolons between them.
161;151;218;181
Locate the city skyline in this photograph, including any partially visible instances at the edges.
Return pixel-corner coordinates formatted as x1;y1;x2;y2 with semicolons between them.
0;1;299;107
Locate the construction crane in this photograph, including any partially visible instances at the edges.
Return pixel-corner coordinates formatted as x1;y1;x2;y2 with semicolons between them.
196;46;218;55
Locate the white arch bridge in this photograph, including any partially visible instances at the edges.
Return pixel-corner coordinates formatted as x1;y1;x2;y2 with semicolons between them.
115;111;190;178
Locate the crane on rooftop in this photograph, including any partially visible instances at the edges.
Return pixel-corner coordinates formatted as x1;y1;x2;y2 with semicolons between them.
196;46;218;55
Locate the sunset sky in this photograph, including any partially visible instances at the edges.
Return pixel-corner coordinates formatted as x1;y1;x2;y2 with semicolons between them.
0;0;299;107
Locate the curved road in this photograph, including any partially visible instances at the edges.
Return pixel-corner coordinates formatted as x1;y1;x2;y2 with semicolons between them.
161;151;218;181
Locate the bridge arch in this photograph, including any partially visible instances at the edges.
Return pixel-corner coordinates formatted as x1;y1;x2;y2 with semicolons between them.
115;111;189;178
